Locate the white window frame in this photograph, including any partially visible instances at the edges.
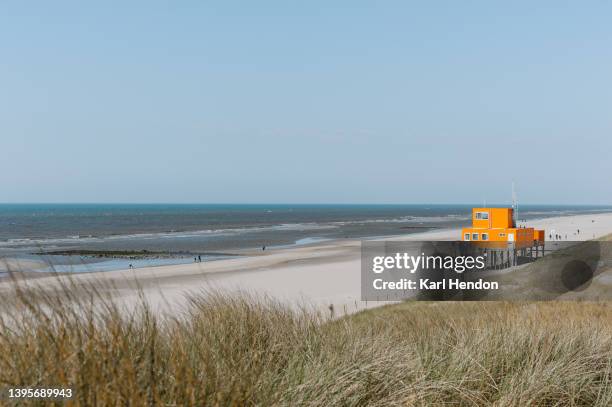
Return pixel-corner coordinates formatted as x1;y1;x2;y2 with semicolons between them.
472;233;479;240
475;212;489;220
482;233;489;241
464;233;470;241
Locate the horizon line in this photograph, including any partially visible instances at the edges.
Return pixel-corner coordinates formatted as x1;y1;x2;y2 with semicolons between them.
1;202;612;207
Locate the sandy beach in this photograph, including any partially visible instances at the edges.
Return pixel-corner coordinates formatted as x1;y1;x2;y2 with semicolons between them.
2;211;612;316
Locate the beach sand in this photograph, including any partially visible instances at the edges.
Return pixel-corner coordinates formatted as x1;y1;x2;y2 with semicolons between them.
2;212;612;316
0;257;48;273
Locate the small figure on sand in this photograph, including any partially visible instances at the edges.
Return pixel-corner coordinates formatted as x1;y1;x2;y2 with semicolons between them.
262;245;266;251
198;255;201;262
129;264;133;269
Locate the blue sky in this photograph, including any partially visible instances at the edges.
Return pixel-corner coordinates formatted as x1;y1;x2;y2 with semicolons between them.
1;1;611;204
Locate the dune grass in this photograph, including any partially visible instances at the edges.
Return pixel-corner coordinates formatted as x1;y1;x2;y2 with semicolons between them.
0;277;611;406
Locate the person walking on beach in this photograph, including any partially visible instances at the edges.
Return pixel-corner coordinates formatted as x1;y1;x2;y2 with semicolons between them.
198;255;201;262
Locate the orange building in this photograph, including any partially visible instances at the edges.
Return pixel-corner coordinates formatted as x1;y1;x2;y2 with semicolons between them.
461;208;545;249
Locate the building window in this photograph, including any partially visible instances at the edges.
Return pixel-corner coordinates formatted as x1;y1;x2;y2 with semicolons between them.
482;233;489;241
464;233;470;241
475;212;489;220
472;233;479;240
499;233;505;237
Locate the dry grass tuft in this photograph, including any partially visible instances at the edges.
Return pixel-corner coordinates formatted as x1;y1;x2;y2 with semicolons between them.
0;276;610;406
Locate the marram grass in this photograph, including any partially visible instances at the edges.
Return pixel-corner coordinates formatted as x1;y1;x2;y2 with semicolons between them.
0;276;610;406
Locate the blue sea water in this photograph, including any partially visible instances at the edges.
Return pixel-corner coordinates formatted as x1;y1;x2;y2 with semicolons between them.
1;203;611;273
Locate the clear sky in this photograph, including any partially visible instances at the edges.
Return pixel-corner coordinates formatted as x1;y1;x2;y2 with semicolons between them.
1;1;611;204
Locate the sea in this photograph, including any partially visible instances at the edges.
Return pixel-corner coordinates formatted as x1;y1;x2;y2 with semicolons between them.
1;204;611;273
